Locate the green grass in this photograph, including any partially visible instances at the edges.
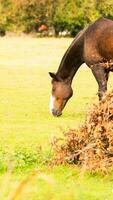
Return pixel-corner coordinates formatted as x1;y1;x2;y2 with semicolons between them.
0;37;113;199
0;166;113;200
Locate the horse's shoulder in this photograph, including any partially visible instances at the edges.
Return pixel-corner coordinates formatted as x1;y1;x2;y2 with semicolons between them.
86;17;113;34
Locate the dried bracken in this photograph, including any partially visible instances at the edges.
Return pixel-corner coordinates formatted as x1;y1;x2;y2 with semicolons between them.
51;90;113;174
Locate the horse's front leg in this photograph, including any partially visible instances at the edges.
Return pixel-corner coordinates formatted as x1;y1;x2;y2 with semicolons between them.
91;63;109;100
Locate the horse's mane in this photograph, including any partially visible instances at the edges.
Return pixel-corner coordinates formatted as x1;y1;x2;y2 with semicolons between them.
58;28;86;66
56;27;87;78
64;28;87;57
73;27;87;43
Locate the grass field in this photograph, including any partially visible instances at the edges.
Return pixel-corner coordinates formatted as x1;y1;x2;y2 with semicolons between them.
0;37;113;199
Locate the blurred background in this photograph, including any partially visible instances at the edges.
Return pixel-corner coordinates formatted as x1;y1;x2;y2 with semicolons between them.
0;0;113;37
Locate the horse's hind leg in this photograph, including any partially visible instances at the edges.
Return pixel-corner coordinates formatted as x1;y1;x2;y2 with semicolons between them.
91;63;109;100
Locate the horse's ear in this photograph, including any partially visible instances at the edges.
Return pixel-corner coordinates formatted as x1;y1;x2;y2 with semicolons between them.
49;72;58;81
49;72;56;79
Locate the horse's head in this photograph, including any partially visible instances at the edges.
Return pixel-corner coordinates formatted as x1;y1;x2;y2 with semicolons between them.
49;72;73;117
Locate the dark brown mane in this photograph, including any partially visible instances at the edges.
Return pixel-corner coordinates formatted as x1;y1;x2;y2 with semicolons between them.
56;28;86;80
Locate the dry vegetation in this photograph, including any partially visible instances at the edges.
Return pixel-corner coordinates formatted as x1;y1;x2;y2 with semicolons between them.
51;90;113;174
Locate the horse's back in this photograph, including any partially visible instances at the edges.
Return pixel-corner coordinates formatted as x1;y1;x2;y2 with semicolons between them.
84;18;113;64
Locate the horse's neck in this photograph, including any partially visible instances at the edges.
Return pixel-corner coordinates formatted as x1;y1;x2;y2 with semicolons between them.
56;30;85;81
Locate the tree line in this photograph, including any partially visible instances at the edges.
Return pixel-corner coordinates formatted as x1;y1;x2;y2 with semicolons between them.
0;0;113;36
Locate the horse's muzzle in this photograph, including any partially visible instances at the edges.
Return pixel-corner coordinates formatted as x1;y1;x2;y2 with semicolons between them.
51;109;62;117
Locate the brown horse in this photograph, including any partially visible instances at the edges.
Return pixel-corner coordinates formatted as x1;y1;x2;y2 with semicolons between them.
49;17;113;116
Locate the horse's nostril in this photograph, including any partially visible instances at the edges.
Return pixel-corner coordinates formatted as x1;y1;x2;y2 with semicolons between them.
52;109;62;117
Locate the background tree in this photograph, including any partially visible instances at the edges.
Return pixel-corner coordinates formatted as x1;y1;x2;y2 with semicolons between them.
96;0;113;19
53;0;77;36
0;0;113;36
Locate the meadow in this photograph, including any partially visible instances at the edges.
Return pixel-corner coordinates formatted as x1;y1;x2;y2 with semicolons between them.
0;37;113;199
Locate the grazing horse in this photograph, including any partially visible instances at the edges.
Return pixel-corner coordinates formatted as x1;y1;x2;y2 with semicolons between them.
49;17;113;116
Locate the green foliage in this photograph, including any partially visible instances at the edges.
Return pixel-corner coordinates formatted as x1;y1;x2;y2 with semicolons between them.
0;0;13;35
97;0;113;19
82;0;100;23
0;0;113;36
53;0;77;35
0;145;52;171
